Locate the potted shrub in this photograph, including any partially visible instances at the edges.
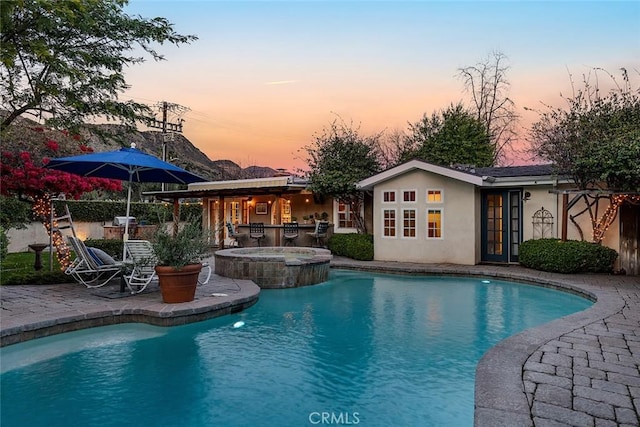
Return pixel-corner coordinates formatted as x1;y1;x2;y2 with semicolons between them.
152;219;211;303
302;215;309;224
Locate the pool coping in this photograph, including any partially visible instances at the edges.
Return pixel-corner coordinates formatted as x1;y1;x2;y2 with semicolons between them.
0;274;260;347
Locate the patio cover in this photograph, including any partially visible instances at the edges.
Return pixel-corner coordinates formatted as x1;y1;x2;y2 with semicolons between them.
144;176;309;200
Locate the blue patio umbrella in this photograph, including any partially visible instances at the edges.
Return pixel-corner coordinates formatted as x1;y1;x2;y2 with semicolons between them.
45;143;207;258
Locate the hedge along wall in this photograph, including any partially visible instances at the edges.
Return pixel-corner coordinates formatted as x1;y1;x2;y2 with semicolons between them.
6;201;203;253
51;200;202;223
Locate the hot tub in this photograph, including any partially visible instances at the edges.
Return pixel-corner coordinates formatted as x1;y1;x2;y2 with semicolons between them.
214;247;332;288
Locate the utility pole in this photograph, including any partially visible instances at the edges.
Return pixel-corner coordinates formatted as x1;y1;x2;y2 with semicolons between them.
147;101;190;191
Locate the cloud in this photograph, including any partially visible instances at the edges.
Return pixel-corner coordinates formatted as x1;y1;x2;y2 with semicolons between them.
265;80;298;85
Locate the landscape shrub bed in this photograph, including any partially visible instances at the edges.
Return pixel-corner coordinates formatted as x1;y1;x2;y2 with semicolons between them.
328;233;374;261
519;238;618;274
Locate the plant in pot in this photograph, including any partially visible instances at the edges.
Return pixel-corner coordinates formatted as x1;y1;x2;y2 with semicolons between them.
152;219;211;303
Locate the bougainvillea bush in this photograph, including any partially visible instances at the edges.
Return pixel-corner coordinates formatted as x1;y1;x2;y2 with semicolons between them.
0;128;121;268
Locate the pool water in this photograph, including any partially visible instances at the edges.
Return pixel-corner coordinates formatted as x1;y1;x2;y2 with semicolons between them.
0;270;592;427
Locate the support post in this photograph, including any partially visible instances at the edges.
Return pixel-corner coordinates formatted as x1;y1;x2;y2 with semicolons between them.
561;193;568;241
218;196;225;249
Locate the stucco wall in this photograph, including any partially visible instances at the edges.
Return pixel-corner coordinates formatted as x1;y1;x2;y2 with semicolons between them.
563;193;620;257
521;185;561;241
372;170;477;264
6;222;105;253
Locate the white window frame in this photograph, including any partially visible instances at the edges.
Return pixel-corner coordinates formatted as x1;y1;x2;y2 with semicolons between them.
426;189;444;203
382;208;397;238
229;201;241;225
426;208;443;239
401;208;417;239
402;189;417;203
382;190;397;204
333;200;361;233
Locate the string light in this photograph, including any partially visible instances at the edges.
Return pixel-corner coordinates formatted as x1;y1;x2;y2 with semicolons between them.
592;194;640;243
33;195;72;270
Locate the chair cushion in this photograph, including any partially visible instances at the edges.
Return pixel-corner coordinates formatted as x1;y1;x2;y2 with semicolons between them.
86;247;103;266
88;247;117;265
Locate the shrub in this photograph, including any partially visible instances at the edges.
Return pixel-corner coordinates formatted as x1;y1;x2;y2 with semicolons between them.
0;226;8;261
519;238;618;274
328;233;374;261
1;270;69;286
85;238;123;259
1;252;69;285
51;200;202;223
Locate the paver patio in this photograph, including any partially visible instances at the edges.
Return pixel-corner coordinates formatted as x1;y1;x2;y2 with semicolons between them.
1;257;638;426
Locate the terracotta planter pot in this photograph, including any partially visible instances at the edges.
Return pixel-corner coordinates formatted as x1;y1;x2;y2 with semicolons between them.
155;263;202;303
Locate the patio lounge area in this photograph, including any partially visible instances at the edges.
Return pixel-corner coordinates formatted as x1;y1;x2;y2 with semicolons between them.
1;258;639;426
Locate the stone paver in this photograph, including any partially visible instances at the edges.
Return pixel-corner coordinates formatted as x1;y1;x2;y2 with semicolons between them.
2;256;639;426
1;259;260;346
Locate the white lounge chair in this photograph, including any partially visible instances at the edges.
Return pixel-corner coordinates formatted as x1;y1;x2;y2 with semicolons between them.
66;236;122;288
123;239;212;294
123;240;158;294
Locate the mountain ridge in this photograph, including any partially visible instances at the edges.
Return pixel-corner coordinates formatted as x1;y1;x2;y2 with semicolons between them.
3;115;278;181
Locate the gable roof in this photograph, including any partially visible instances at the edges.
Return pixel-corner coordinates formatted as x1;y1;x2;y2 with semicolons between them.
357;159;483;189
357;160;566;190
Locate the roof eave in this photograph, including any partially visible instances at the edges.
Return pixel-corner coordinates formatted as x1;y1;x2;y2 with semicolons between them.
357;159;483;189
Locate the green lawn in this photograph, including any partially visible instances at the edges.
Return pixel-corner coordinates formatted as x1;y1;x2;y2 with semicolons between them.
0;251;70;285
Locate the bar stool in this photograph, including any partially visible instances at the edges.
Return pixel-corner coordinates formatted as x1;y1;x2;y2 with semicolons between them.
249;222;266;247
282;222;299;246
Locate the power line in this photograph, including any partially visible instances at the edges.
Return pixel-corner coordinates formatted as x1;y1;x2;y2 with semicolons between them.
147;101;190;190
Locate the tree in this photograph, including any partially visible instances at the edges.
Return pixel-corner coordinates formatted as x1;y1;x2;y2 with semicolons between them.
1;133;121;267
378;127;410;169
0;0;197;132
457;51;518;165
400;103;493;167
303;118;383;233
529;67;640;243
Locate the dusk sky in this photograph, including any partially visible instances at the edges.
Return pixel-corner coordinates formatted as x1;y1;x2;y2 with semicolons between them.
122;1;640;172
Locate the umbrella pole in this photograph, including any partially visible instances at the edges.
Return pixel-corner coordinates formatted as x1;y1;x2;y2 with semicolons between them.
122;177;133;261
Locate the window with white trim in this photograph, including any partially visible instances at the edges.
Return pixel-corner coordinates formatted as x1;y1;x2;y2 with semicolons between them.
427;209;442;238
337;202;354;229
382;209;396;237
230;201;241;224
382;190;396;203
402;209;416;238
403;190;416;202
427;189;443;203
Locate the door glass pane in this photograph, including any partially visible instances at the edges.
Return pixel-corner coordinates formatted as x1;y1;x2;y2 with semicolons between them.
486;194;503;255
510;192;521;259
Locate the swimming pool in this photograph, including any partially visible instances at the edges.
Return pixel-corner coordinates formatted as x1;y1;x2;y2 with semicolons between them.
0;270;592;426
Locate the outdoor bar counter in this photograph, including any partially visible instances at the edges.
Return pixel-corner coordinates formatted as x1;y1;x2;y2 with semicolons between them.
236;223;333;247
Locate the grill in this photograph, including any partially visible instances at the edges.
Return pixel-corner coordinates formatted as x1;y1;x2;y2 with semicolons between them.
112;216;137;227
